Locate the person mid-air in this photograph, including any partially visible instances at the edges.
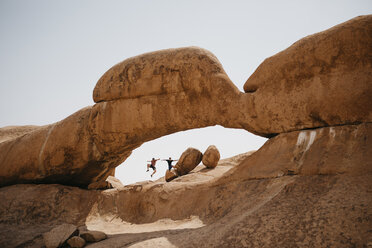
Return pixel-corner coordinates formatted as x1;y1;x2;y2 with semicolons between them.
146;158;160;177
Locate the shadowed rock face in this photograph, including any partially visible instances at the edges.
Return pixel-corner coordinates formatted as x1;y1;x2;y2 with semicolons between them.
0;16;371;188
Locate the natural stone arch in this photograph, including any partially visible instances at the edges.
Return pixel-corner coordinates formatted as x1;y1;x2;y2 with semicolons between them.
0;15;371;188
0;47;256;188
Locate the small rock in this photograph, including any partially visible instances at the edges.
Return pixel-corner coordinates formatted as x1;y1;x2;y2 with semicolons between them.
174;147;203;176
43;223;78;248
77;225;88;233
67;236;86;248
202;145;220;168
80;230;107;242
165;169;178;182
106;175;124;188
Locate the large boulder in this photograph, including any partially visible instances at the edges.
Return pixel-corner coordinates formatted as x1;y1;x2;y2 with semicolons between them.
243;15;372;135
174;147;203;176
202;145;220;168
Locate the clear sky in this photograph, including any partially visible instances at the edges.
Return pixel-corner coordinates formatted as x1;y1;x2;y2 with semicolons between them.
1;0;371;185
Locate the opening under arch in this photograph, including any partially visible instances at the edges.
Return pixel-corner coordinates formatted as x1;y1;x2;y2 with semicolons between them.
115;126;267;185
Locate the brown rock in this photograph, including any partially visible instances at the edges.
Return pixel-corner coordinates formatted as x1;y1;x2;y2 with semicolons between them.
220;123;372;183
0;125;41;143
0;16;371;189
88;176;124;190
174;147;203;176
42;223;78;248
0;47;249;188
243;15;372;135
67;236;86;248
106;176;124;189
80;231;107;242
87;180;110;190
165;169;178;182
0;123;371;247
202;145;220;168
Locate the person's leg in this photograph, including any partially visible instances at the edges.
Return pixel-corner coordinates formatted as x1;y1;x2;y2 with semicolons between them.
146;164;150;172
151;169;156;177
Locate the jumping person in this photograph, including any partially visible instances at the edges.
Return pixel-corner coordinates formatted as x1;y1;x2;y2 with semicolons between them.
162;157;178;171
146;158;160;177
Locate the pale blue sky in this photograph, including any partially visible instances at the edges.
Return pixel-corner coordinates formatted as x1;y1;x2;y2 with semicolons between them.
1;0;371;184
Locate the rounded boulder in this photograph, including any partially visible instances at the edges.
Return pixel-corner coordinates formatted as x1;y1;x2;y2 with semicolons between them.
202;145;220;168
174;148;203;176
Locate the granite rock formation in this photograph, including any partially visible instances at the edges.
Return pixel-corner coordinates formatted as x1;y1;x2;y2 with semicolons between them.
0;47;251;188
0;16;371;188
0;123;370;247
0;17;371;248
244;15;372;134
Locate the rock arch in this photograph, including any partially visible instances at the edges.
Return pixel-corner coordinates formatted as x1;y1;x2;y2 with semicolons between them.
0;47;256;187
0;15;371;188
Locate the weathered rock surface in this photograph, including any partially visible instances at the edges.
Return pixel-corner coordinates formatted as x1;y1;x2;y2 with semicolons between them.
165;169;178;182
88;175;124;190
0;16;370;189
105;176;124;189
42;223;78;248
244;15;372;134
219;122;372;184
0;125;41;143
80;230;107;242
173;147;203;176
67;236;86;248
0;123;370;247
0;47;251;188
202;145;220;168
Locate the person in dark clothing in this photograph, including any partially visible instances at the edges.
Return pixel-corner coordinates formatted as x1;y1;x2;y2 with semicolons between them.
146;158;160;177
162;157;178;171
